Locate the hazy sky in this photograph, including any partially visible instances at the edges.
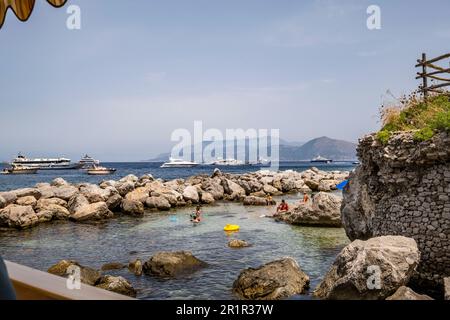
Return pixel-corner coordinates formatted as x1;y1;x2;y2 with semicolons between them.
1;0;450;161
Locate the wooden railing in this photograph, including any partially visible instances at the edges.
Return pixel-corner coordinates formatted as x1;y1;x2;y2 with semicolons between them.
5;260;136;300
416;52;450;99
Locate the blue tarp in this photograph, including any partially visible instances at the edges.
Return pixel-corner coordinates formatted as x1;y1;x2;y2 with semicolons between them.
336;180;349;190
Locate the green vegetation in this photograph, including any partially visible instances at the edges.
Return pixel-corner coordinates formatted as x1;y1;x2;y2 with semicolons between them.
377;93;450;143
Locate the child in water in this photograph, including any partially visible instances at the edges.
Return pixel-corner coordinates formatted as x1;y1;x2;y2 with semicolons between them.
191;206;202;223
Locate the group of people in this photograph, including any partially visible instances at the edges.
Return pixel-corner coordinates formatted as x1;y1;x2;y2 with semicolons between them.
274;192;310;216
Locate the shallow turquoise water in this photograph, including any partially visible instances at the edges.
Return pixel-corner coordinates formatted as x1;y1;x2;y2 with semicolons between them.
0;194;349;300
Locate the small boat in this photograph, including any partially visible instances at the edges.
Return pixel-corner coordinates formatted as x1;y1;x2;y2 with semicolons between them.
311;155;333;164
2;164;38;174
160;158;199;168
78;154;100;169
352;161;360;165
224;224;240;232
212;158;244;166
86;165;116;175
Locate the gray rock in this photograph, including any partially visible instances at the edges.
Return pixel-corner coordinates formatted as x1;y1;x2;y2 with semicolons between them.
182;186;199;203
243;196;267;206
0;205;39;229
0;192;17;206
128;259;143;276
70;202;113;221
145;196;171;210
121;199;144;215
53;186;79;201
106;194;123;211
13;188;41;200
228;239;251;248
48;260;102;286
68;194;90;214
200;192;215;204
96;275;136;297
117;181;135;197
51;178;69;187
143;251;207;277
38;204;70;220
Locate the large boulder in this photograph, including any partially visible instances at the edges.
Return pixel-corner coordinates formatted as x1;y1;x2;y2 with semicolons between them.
385;286;433;300
38;204;70;220
0;195;6;209
96;275;136;297
121;199;144;215
243;196;267;206
68;194;90;214
51;178;69;187
263;184;281;196
117;181;135;197
201;179;224;200
143;251;207;277
125;187;151;203
223;179;246;200
314;236;420;300
276;192;342;227
13;188;41;200
36;198;67;210
145;196;171;211
304;179;319;192
16;196;37;208
106;194;123;211
0;192;17;206
233;258;310;300
79;184;112;203
200;192;215;204
53;186;79;201
0;205;39;229
48;260;102;286
69;202;113;221
182;186;199;203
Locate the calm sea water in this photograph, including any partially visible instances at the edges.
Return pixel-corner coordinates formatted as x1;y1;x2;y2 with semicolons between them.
0;161;355;191
0;162;353;300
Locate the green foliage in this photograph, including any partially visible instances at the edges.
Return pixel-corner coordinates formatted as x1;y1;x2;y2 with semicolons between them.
413;127;434;141
377;130;391;144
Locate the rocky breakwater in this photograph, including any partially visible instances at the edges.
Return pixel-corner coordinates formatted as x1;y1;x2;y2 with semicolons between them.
341;131;450;295
0;167;349;230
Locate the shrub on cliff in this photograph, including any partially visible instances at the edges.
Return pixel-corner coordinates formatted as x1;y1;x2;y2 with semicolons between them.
377;92;450;143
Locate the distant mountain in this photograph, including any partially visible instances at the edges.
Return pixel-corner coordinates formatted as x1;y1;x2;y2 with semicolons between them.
146;136;356;162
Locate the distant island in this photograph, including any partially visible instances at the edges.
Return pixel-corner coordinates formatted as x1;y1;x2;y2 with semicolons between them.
147;136;357;162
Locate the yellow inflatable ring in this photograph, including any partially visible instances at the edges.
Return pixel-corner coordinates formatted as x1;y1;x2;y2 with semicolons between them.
224;224;240;232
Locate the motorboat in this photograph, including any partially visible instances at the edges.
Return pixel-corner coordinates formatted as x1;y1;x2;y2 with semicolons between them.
160;158;199;168
86;165;116;175
78;154;100;168
11;153;82;170
1;164;38;174
310;155;333;164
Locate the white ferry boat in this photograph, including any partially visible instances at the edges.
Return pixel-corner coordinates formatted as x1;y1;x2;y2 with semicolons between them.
160;158;199;168
78;154;100;168
11;154;82;170
310;155;333;164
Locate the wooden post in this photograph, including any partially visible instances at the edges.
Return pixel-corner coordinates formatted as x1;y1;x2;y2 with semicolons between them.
422;53;428;100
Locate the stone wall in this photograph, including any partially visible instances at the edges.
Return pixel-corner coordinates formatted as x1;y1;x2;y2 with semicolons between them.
341;131;450;294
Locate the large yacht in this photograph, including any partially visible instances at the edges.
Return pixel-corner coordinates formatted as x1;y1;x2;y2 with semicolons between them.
11;153;82;170
310;155;333;164
160;158;199;168
78;154;100;168
211;157;244;166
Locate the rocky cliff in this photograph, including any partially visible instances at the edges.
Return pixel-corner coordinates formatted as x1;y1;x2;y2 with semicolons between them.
341;131;450;294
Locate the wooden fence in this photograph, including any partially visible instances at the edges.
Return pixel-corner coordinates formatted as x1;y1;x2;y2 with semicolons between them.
416;53;450;99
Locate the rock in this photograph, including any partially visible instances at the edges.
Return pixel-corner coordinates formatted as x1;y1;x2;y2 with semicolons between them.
318;180;338;192
385;286;433;300
96;275;136;297
119;174;139;183
125;187;151;203
243;196;267;206
233;257;310;300
445;277;450;300
314;236;420;300
99;180;117;188
128;259;143;276
182;186;199;203
101;262;126;271
143;251;207;277
38;204;70;220
263;184;282;196
53;186;79;201
0;192;17;206
70;202;113;221
51;178;69;187
211;168;222;178
145;196;171;210
139;173;154;182
0;195;6;209
79;184;111;203
121;199;144;215
16;196;37;207
223;179;246;200
202;179;224;200
48;260;102;286
200;192;215;204
117;181;135;197
280;179;296;192
277;192;342;227
304;179;319;191
0;205;39;229
13;188;41;200
228;239;251;248
106;194;123;211
36;198;67;210
68;194;90;214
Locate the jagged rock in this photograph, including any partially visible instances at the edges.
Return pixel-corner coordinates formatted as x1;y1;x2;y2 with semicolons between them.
106;194;123;211
211;168;222;178
0;195;6;209
314;236;420;300
0;205;39;229
99;180;117;188
228;239;251;248
125;187;151;203
318;180;338;192
70;202;113;221
38;204;70;220
128;259;143;276
51;178;69;187
145;196;171;210
68;194;90;214
79;184;112;203
200;192;215;204
96;275;136;297
36;198;67;210
304;179;319;191
121;199;144;215
202;179;224;200
117;181;135;197
276;192;342;227
0;192;17;206
243;196;267;206
16;196;37;208
182;186;199;203
119;174;139;183
386;286;433;300
53;186;79;201
48;260;102;286
263;184;282;196
101;262;126;271
13;188;41;200
223;179;246;200
143;251;207;277
233;258;310;300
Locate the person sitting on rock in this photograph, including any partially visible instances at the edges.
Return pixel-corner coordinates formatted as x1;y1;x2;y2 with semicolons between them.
265;194;274;206
302;192;309;204
191;206;202;223
275;199;289;215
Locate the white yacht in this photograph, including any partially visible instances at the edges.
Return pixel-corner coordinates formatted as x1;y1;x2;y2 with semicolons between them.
160;158;199;168
311;155;333;164
211;157;244;166
78;154;100;168
11;153;82;170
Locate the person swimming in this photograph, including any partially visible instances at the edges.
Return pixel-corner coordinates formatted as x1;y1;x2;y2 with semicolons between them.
190;206;202;223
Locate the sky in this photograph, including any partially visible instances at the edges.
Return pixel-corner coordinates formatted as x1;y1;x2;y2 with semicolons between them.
1;0;450;161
